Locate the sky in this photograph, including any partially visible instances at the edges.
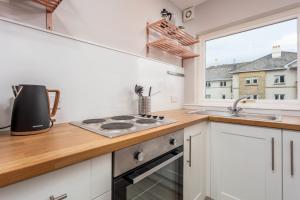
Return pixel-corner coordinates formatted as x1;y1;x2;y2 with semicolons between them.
206;19;298;67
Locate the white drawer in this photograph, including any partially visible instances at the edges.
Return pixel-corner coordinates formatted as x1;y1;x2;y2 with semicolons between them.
0;160;91;200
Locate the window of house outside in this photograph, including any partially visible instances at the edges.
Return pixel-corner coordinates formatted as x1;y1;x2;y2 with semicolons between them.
220;81;227;87
205;19;298;100
274;75;286;84
275;94;285;100
206;81;211;87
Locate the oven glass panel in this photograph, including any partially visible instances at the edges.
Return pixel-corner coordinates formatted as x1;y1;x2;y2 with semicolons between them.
126;157;183;200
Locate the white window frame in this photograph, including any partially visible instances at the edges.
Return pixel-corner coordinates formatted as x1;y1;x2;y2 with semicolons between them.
275;94;285;100
274;75;286;85
193;8;300;110
220;81;227;87
245;77;259;85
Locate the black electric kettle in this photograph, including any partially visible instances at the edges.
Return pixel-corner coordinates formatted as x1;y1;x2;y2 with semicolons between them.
11;85;60;136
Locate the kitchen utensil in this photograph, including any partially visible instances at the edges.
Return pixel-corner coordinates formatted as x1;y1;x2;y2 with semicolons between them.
11;84;60;135
138;96;151;115
148;86;152;97
135;85;144;96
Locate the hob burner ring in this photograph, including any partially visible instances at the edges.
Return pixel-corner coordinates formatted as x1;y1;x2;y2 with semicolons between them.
83;118;106;124
136;119;157;124
111;115;135;120
101;122;134;130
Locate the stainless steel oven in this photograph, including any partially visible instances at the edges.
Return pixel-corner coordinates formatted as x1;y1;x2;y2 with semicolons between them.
112;130;184;200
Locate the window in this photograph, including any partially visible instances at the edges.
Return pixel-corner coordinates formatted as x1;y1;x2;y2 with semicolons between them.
206;94;211;99
274;75;285;84
252;78;258;84
275;94;285;100
204;19;298;100
220;81;227;87
206;81;211;87
222;94;226;99
245;77;258;85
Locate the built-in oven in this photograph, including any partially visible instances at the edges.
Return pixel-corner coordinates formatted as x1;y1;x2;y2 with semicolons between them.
112;130;184;200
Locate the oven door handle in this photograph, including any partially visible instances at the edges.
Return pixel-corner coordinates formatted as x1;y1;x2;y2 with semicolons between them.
126;151;183;184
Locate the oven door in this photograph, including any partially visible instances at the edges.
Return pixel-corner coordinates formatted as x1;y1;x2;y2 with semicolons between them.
113;146;183;200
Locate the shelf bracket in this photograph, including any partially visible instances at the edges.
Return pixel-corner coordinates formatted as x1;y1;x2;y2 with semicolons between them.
46;11;53;30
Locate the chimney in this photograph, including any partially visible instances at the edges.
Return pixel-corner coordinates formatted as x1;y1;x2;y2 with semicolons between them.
272;45;281;58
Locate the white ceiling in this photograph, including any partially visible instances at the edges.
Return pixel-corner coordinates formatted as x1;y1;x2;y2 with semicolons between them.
169;0;209;9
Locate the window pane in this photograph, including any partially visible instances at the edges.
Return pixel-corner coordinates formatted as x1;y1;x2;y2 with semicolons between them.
205;19;298;100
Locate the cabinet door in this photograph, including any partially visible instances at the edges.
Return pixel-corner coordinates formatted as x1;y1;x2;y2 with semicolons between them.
283;130;300;200
184;122;207;200
211;122;281;200
91;154;112;199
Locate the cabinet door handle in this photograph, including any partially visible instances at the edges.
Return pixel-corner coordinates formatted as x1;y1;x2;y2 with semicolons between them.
49;194;68;200
187;135;192;167
271;137;275;171
291;140;294;176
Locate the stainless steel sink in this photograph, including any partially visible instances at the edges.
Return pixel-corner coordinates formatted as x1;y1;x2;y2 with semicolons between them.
189;110;280;121
232;113;279;121
189;110;233;117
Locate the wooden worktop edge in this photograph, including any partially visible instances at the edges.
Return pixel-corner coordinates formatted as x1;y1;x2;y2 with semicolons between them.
0;117;207;187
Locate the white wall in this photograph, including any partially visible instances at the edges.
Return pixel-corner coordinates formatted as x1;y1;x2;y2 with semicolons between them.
0;0;182;66
0;19;184;127
184;0;300;35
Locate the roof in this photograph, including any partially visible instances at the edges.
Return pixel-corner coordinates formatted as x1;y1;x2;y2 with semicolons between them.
230;52;297;74
206;63;249;81
206;52;297;81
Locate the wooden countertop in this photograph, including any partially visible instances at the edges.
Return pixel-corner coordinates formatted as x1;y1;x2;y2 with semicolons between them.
1;109;300;188
0;110;207;188
209;115;300;131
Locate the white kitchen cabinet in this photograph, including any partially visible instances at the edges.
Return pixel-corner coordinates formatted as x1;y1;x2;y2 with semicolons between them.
211;122;281;200
283;130;300;200
91;154;112;199
184;122;207;200
0;153;112;200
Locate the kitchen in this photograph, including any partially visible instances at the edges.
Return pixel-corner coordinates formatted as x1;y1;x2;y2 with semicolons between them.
0;0;300;200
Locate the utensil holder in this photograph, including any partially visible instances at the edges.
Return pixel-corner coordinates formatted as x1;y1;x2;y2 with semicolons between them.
138;96;151;115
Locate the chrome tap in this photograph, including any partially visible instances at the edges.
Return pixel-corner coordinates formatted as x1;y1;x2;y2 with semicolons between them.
228;96;251;116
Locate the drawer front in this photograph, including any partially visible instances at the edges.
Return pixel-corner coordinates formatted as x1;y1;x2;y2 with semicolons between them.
0;160;91;200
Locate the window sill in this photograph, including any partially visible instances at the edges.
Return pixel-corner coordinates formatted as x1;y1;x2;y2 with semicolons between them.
245;84;259;86
187;100;300;111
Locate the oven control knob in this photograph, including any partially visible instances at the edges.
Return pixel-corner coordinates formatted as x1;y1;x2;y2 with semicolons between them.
169;138;177;146
134;152;144;162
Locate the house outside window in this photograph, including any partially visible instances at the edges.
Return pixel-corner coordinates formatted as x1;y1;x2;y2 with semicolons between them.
275;94;285;100
274;75;285;84
206;81;211;87
203;18;298;102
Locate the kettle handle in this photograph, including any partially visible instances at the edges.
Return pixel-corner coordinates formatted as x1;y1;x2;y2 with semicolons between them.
47;89;61;118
